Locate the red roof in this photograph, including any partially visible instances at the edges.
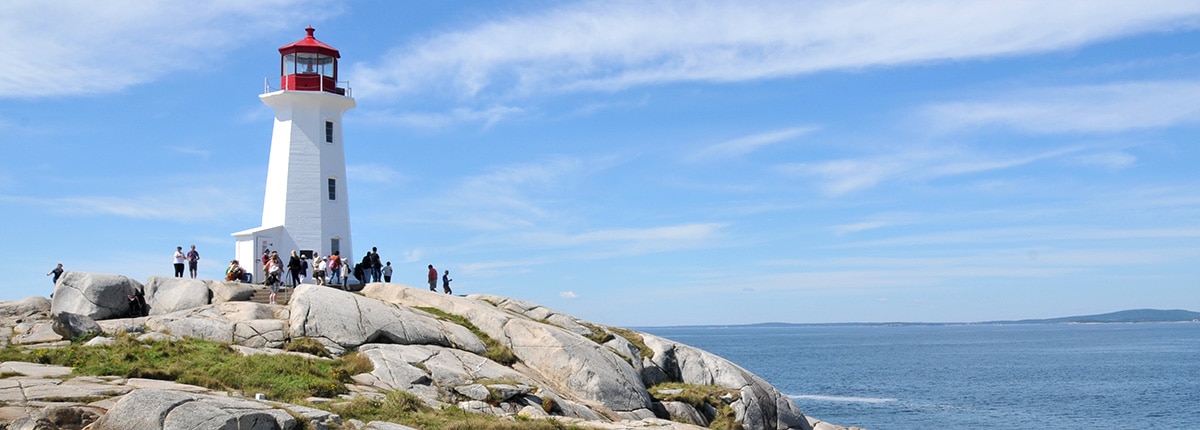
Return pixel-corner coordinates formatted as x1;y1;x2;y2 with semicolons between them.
278;27;340;58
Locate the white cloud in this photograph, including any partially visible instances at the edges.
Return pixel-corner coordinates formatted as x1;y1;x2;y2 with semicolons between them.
359;105;527;129
351;0;1200;100
0;0;331;98
688;127;816;163
560;291;579;299
776;145;1092;195
442;157;590;230
1;186;253;222
924;81;1200;134
522;223;725;249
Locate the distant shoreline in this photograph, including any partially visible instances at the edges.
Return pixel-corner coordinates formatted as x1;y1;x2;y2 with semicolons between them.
638;308;1200;329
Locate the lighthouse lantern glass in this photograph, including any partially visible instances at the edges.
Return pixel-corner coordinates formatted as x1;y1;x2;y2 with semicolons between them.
283;53;335;78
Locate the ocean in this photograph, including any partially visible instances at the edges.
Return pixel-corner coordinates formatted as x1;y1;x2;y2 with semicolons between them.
641;323;1200;429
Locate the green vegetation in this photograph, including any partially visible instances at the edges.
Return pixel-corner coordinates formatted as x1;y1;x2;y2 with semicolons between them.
0;335;588;429
283;337;332;358
329;390;584;430
649;382;743;430
607;327;653;360
415;307;518;366
579;322;615;344
0;334;369;401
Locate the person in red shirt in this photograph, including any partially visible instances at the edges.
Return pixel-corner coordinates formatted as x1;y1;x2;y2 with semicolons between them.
427;264;438;291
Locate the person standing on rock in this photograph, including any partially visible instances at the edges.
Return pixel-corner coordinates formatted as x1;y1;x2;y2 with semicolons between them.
427;264;438;291
315;256;327;285
328;251;342;287
46;263;64;295
340;256;350;290
186;245;200;279
370;247;383;283
442;270;453;295
382;261;393;283
173;246;186;278
287;250;303;287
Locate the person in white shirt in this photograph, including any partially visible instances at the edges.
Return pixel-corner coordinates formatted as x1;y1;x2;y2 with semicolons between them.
173;247;186;278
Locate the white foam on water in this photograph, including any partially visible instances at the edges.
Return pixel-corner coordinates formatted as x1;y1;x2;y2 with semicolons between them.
789;394;898;404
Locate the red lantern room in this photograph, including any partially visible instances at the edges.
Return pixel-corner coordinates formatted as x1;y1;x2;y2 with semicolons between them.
278;27;345;95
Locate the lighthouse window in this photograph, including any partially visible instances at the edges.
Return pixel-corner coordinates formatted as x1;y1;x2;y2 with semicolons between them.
325;121;333;143
328;178;337;200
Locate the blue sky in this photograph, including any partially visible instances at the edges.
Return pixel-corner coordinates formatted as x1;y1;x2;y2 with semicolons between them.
2;1;1198;326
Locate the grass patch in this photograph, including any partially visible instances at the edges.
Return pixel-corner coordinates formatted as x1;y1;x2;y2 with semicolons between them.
0;334;370;402
283;337;331;358
415;307;518;366
579;322;615;345
648;382;742;430
607;327;653;360
0;371;22;379
331;391;585;430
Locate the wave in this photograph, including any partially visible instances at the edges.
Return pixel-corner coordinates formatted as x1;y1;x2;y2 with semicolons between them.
789;394;897;404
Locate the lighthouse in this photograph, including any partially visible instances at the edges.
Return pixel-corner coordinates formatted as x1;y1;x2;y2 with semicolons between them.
233;27;355;282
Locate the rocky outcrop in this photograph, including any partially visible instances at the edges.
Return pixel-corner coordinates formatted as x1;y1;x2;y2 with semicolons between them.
49;272;142;320
289;284;485;355
362;284;655;415
144;276;212;315
1;274;850;430
91;388;296;430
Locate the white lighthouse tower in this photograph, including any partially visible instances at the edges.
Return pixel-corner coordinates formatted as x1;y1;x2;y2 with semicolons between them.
233;27;355;281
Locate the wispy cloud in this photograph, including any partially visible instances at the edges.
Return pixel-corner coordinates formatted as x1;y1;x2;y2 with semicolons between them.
359;105;527;129
560;291;579;299
776;145;1091;195
687;127;816;163
351;1;1200;100
0;186;252;222
442;157;589;230
521;223;725;249
924;81;1200;134
0;0;330;98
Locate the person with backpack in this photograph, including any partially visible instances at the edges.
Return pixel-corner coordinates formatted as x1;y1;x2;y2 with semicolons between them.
328;251;342;286
370;247;383;283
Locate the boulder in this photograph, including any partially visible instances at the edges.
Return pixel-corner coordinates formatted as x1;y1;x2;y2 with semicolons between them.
145;276;212;315
208;280;257;303
50;272;143;320
5;405;103;430
144;302;286;347
0;296;51;319
656;401;708;426
52;312;102;340
90;388;295;430
288;284;485;355
354;343;539;403
642;333;812;430
10;321;62;345
362;285;653;413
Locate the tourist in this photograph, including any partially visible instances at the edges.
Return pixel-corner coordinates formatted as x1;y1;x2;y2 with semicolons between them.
328;251;342;286
46;263;64;285
442;270;453;295
427;264;438;291
225;260;245;282
287;250;303;287
370;247;383;282
315;256;327;285
186;245;200;279
382;261;393;283
267;254;284;304
339;256;350;290
173;246;186;278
